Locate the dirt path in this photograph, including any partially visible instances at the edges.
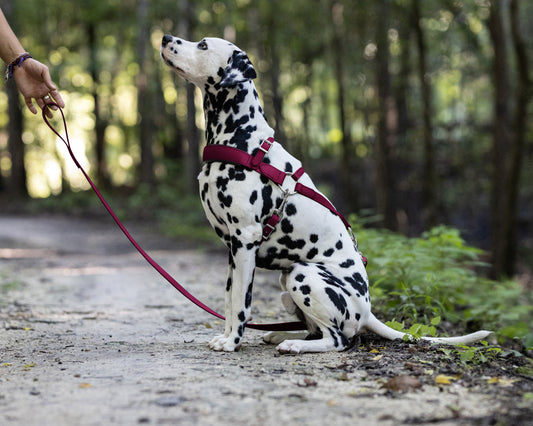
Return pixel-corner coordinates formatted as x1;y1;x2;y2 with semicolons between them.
1;214;531;425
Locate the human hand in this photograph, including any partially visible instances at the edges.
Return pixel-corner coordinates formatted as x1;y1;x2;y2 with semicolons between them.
13;57;64;118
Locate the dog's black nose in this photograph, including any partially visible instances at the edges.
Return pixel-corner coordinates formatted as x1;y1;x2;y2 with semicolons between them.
162;35;173;47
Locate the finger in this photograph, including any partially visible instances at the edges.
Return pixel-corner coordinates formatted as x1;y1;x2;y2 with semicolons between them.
39;96;55;118
50;88;65;108
44;106;53;119
25;98;38;115
36;96;46;109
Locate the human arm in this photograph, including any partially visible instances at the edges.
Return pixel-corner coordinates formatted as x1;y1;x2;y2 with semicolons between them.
0;8;64;115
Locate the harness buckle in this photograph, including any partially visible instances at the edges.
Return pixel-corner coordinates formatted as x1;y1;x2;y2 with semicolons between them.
259;138;274;154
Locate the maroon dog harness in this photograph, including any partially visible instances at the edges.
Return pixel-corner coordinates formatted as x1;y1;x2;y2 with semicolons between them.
203;137;367;267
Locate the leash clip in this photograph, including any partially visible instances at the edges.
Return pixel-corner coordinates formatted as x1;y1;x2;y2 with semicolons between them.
261;188;291;241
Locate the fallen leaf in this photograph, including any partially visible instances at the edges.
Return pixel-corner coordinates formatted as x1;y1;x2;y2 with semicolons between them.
2;363;12;367
435;374;460;385
369;349;380;354
487;377;520;387
372;354;383;361
381;375;422;392
79;383;92;388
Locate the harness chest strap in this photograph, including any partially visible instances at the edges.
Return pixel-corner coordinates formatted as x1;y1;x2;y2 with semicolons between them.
202;138;353;240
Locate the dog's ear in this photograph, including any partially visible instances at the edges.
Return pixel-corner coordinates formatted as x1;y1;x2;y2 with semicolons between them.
220;50;257;88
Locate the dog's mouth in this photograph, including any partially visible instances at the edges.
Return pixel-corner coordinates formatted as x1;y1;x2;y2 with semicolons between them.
160;51;186;75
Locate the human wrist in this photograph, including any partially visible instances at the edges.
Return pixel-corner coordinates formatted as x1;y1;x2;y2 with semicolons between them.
4;52;32;80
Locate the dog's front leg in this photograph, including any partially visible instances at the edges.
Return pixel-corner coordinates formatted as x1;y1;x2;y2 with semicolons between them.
209;238;258;352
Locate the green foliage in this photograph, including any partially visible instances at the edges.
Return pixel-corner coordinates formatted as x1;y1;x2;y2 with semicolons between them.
351;216;533;350
438;342;508;366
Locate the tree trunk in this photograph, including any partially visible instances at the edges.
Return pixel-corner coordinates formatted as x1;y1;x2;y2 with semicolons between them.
4;3;27;197
329;0;356;212
136;0;155;188
487;0;512;278
7;80;27;197
493;0;531;277
375;0;396;230
180;0;200;195
87;23;110;189
412;0;436;228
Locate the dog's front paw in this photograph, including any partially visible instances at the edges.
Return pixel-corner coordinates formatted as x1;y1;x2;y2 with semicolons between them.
209;334;241;352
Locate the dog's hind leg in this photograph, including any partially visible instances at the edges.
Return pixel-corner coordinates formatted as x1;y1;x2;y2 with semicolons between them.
262;272;310;345
275;262;365;354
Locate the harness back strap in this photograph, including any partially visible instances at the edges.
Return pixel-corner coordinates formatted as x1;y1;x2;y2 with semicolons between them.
202;138;352;231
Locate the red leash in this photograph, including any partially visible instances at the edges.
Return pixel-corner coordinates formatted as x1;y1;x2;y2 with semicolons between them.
42;103;306;332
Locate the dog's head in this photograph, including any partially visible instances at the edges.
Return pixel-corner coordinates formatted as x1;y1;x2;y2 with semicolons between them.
160;35;256;89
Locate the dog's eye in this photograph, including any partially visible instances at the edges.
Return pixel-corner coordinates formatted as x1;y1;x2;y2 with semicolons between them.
197;41;208;50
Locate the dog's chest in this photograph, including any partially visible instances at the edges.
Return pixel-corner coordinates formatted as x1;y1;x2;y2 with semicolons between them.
198;153;365;273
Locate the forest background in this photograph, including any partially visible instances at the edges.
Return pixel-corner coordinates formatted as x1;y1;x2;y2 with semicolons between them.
0;0;531;284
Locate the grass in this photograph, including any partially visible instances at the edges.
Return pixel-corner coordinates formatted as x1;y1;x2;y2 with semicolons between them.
350;217;533;351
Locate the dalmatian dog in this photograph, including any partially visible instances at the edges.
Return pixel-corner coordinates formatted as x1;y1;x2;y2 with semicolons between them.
160;35;491;353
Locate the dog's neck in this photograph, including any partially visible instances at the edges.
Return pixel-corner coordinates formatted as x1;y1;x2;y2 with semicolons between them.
201;80;274;153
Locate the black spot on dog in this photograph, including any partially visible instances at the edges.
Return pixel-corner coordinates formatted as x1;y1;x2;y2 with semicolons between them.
277;235;306;250
281;218;293;234
306;247;318;259
339;259;355;268
238;311;246;321
284;162;293;173
285;203;297;216
261;185;274;217
317;269;351;297
201;183;209;201
310;234;319;243
230;235;243;256
336;240;343;250
295;274;305;282
229;168;246;181
304;297;311;307
249;190;258;204
323;248;334;257
245;282;253;308
216;176;229;191
355;313;361;321
218;191;233;208
299;285;311;295
215;227;224;239
344;272;368;296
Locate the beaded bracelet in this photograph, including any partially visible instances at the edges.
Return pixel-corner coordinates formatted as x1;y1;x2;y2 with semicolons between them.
5;52;32;81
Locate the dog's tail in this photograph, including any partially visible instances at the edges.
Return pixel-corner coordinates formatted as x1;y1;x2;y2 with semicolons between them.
364;313;492;345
